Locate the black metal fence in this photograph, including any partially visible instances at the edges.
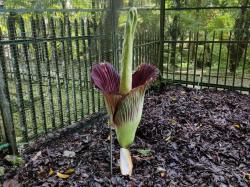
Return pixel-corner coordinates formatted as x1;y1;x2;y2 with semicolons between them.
0;3;160;153
160;4;250;93
163;31;250;91
0;0;249;153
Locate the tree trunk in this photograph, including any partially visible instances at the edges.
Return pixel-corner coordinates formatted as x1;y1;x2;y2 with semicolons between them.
229;0;250;72
0;27;17;154
169;0;181;69
128;0;134;6
102;0;123;62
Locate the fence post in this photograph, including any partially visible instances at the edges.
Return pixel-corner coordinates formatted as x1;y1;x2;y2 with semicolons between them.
0;55;17;154
159;0;165;80
111;0;118;70
7;13;28;142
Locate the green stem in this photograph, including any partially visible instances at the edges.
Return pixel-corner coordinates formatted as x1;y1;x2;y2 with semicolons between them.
119;7;138;94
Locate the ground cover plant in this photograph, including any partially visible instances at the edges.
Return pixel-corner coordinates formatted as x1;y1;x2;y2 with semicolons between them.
2;85;250;186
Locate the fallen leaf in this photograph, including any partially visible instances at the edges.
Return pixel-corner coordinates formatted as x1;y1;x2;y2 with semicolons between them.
107;135;111;141
31;151;42;161
170;119;177;125
49;168;54;175
160;171;166;177
38;166;46;177
4;155;24;166
157;166;166;172
170;96;177;101
0;166;5;176
57;172;70;179
180;91;186;95
164;136;171;142
65;168;75;174
244;173;250;181
63;150;76;158
234;123;240;129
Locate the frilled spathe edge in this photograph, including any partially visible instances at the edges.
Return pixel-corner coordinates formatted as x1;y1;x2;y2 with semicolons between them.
91;62;158;128
132;63;158;89
91;62;120;94
91;62;158;94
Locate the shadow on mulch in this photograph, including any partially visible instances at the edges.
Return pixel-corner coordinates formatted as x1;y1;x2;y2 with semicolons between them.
2;85;250;187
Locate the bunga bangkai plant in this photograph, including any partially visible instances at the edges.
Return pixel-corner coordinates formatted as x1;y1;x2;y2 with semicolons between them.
91;7;158;176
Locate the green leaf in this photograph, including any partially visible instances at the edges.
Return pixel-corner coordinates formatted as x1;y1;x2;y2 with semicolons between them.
4;155;24;166
0;166;5;176
0;143;9;150
137;149;152;156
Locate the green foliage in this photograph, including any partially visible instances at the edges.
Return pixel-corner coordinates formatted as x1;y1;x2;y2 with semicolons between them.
137;148;152;156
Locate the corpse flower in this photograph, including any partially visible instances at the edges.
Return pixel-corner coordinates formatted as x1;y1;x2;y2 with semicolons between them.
91;7;158;176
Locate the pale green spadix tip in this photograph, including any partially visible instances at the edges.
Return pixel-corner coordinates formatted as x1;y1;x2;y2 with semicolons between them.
119;7;138;95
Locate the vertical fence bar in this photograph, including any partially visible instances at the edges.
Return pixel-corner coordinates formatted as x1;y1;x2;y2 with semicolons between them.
0;27;17;153
200;31;207;89
111;0;117;70
31;17;47;133
224;31;232;87
208;31;215;88
66;18;78;121
7;14;28;141
49;18;64;127
215;31;223;88
179;35;184;81
232;38;239;88
149;32;152;64
186;31;191;86
144;33;147;63
0;29;12;121
159;0;165;80
19;17;38;136
139;33;142;67
92;17;101;111
87;19;96;113
74;19;84;118
81;18;90;115
135;34;139;67
172;35;177;83
156;32;159;67
240;43;248;91
59;19;71;125
193;31;199;87
117;34;122;67
115;33;119;71
99;22;105;108
166;42;170;80
41;17;56;129
0;60;17;154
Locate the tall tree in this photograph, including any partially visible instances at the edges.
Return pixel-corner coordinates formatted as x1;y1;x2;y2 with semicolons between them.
102;0;123;62
169;0;182;68
229;0;250;72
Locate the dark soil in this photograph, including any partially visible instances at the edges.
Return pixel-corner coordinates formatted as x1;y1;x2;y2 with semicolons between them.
3;86;250;186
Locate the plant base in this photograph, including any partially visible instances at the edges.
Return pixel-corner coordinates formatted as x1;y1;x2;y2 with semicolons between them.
120;148;133;176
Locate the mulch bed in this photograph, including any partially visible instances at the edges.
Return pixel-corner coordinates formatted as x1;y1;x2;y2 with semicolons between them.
2;85;250;186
